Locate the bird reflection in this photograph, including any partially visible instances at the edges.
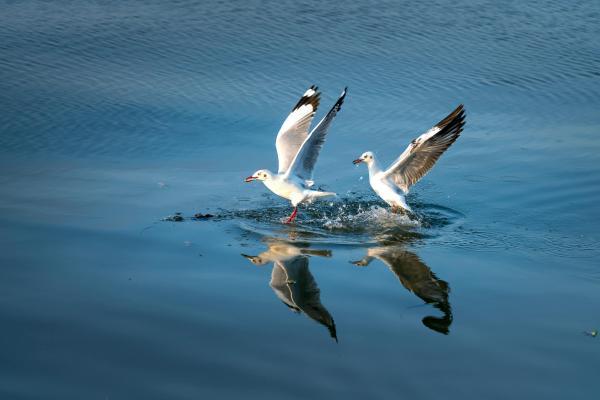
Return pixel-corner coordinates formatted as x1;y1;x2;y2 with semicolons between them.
242;240;337;341
352;246;453;334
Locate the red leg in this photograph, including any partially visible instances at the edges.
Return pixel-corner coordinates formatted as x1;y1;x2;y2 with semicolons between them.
285;207;298;224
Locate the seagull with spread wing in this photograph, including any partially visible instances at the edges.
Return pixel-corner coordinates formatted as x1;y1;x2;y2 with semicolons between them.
353;105;466;213
245;85;347;223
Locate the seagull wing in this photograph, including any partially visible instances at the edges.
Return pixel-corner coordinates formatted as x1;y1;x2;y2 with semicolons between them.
285;87;347;182
275;86;321;174
382;105;465;193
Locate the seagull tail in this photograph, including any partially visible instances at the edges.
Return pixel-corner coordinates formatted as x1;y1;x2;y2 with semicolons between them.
307;190;336;200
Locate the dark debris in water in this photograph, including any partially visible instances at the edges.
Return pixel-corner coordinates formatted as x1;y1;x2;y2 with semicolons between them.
163;211;215;222
163;212;184;222
193;213;214;220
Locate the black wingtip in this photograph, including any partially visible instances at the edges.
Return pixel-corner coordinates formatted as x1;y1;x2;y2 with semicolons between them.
332;87;348;112
435;104;466;130
292;85;321;112
433;104;466;145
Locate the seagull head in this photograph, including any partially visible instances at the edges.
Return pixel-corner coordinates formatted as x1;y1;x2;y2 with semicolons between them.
245;169;272;183
353;151;374;166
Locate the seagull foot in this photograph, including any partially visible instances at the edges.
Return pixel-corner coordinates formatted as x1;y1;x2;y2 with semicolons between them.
284;207;298;224
391;206;411;215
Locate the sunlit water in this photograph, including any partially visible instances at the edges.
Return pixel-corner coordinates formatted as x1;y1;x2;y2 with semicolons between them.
1;0;599;399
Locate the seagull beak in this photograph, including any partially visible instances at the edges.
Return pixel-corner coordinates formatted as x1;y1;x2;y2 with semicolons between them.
353;158;363;165
245;175;257;182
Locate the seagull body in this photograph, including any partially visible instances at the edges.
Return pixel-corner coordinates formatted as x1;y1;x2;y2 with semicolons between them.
354;105;466;213
364;160;412;212
246;86;347;223
262;173;329;209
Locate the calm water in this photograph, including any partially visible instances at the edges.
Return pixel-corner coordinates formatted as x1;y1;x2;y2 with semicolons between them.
1;0;599;398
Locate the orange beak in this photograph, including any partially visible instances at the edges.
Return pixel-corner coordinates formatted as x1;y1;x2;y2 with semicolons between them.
353;158;363;165
245;175;257;182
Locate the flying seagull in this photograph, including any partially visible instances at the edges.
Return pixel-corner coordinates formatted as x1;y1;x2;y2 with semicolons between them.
353;105;465;213
245;86;347;223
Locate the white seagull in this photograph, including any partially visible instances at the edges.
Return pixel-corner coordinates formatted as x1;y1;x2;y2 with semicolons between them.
353;105;466;213
245;85;347;223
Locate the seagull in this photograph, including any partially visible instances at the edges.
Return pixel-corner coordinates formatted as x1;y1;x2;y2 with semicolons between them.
245;86;347;223
353;105;466;213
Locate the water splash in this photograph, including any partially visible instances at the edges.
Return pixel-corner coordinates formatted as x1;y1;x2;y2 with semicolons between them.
229;197;464;246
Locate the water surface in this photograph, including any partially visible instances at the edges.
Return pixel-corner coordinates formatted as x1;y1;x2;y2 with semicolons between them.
1;0;599;398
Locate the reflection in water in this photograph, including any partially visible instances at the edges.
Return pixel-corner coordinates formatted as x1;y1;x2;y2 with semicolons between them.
352;246;453;334
242;240;337;341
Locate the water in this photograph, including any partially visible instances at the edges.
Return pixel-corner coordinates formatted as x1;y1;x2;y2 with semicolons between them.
1;0;599;398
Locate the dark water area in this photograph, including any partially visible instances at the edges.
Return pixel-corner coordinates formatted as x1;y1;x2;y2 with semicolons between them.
1;0;599;398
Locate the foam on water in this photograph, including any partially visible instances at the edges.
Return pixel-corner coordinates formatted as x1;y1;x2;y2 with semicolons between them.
317;204;420;231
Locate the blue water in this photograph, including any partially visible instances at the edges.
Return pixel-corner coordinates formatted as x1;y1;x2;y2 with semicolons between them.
1;0;599;398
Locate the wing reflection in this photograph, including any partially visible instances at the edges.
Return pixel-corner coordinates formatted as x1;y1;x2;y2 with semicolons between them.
352;246;453;334
242;240;337;341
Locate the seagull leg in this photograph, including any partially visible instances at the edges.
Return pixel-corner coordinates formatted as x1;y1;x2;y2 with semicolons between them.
285;207;298;224
391;206;407;215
